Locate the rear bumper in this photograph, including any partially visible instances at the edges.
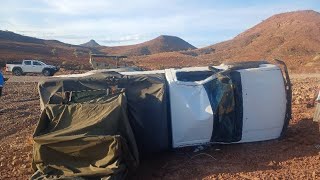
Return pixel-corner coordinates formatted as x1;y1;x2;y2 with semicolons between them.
5;66;11;72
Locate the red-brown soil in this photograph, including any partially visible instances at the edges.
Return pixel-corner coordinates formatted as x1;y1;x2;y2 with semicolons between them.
131;51;204;70
0;73;319;179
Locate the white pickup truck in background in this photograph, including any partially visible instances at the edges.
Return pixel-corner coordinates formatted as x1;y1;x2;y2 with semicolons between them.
5;60;59;76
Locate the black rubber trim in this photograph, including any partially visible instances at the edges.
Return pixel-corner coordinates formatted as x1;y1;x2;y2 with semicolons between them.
229;71;243;141
165;78;173;150
274;59;292;138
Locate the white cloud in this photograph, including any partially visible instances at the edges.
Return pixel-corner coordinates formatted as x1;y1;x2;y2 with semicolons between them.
42;0;112;15
40;0;178;16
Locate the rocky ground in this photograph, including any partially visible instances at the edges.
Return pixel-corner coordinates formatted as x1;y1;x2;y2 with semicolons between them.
0;73;319;179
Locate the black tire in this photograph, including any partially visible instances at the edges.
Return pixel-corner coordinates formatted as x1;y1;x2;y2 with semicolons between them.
0;87;2;96
13;68;23;76
42;69;52;76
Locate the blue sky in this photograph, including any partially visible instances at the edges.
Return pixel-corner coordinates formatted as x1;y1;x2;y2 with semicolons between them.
0;0;319;47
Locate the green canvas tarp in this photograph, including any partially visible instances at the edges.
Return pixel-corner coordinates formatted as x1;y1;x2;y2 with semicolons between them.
37;72;170;154
33;72;170;179
32;91;139;179
117;75;170;154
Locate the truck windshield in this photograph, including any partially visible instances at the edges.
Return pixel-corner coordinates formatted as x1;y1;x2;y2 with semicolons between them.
176;71;214;82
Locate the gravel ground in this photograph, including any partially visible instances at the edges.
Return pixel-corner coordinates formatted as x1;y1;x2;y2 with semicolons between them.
0;73;319;179
5;75;46;83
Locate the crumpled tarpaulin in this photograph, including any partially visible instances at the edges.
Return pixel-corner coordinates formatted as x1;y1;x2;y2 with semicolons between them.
32;91;139;179
33;72;169;179
203;71;243;143
38;72;170;154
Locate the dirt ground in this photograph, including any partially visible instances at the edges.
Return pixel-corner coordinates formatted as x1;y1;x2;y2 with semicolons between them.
0;73;319;179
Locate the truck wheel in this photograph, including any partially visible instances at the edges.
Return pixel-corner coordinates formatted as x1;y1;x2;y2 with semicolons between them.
13;68;23;76
0;87;2;96
42;69;51;76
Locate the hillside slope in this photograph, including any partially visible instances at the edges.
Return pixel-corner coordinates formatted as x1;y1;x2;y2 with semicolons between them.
199;10;320;71
0;30;96;66
101;35;196;56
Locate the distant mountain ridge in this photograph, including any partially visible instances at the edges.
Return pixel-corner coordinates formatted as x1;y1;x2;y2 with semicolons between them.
0;31;196;67
100;35;196;56
0;30;45;44
1;10;319;72
80;39;100;47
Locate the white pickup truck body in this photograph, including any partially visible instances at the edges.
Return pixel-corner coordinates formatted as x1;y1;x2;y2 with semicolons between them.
53;61;291;148
6;60;59;76
165;65;287;147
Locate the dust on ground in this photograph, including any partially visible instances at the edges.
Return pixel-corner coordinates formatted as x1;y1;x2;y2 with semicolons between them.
0;74;319;179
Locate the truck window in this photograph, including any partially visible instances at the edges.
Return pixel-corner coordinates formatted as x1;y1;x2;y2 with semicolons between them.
176;71;214;82
33;61;42;66
24;61;31;65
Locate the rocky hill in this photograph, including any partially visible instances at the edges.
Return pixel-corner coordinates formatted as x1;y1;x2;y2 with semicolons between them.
80;39;100;48
0;30;94;67
101;35;196;56
199;10;320;71
0;31;196;68
134;10;320;72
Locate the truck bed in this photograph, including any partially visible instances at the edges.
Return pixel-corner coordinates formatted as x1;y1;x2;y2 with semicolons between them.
6;61;22;65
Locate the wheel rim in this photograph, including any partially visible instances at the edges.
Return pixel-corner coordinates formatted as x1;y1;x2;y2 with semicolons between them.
44;70;50;76
14;70;21;76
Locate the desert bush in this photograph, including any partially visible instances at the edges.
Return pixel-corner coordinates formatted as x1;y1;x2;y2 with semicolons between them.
312;53;320;61
51;48;57;56
61;62;91;70
180;51;198;57
198;48;215;55
73;49;79;58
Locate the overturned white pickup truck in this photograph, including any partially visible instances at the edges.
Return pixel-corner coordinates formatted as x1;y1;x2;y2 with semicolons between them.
32;60;291;178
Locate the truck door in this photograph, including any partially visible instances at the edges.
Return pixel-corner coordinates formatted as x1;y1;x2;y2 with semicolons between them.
22;60;33;72
165;68;215;148
32;61;44;73
165;67;243;148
